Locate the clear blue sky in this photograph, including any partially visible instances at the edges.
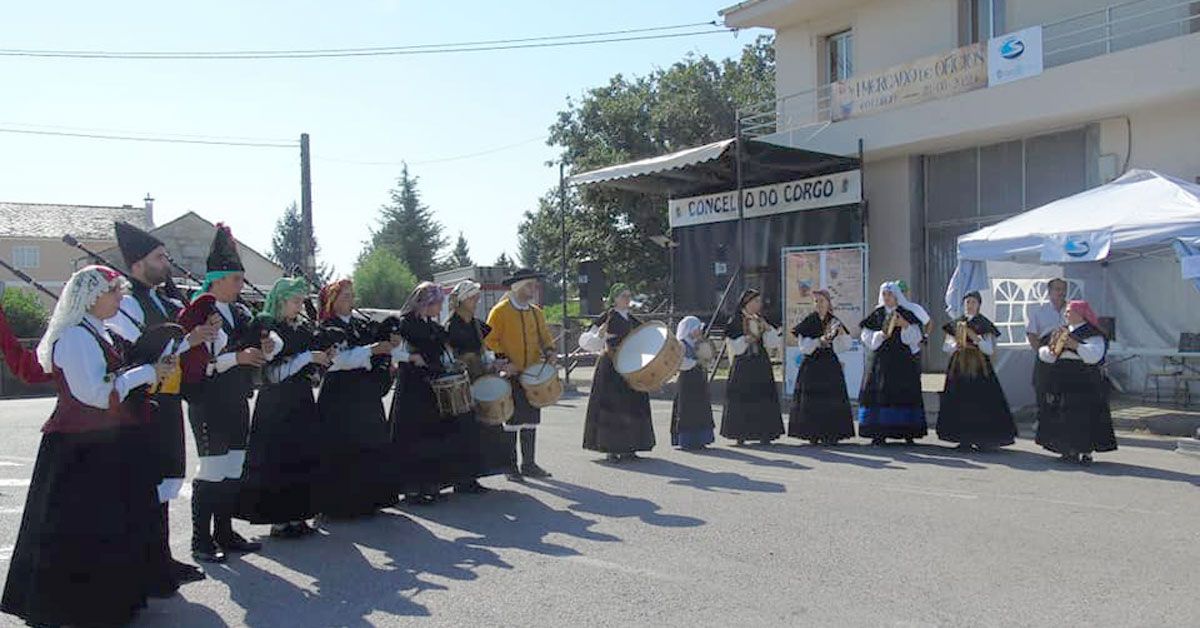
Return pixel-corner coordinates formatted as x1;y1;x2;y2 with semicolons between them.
0;1;765;277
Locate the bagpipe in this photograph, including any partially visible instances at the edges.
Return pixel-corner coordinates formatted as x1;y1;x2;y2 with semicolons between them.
287;265;402;346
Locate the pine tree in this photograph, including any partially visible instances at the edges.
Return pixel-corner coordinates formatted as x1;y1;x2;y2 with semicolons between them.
270;202;332;284
494;252;516;273
516;212;541;269
449;232;473;268
369;164;448;280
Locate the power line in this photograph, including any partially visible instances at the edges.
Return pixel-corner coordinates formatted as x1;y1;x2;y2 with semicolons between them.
0;121;294;144
0;27;732;60
317;136;549;167
0;127;297;148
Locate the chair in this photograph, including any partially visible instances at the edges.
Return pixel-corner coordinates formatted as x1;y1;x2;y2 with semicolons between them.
1143;356;1183;403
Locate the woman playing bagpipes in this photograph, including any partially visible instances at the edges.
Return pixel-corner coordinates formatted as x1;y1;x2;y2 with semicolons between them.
936;291;1016;450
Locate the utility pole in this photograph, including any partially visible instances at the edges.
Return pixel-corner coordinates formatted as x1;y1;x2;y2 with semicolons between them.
299;133;315;277
559;161;570;387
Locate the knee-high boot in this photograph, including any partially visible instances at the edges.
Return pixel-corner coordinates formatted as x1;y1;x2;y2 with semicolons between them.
190;480;225;563
519;430;550;478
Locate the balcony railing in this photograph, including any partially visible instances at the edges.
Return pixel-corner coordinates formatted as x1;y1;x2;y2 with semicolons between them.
739;0;1200;138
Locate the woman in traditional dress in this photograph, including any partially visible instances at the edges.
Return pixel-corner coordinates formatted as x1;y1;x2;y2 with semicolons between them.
788;290;855;445
720;289;784;446
315;279;398;518
580;283;655;462
445;280;511;490
239;277;331;538
2;266;175;627
937;291;1016;450
670;316;716;450
390;282;473;503
1035;300;1117;465
858;281;927;445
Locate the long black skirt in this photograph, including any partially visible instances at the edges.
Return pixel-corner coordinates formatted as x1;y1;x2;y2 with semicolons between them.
788;348;855;442
858;342;927;440
937;352;1016;447
389;365;476;494
1035;360;1117;455
583;353;655;454
317;369;395;517
2;426;167;627
721;349;784;442
239;378;322;523
475;420;516;476
671;366;715;449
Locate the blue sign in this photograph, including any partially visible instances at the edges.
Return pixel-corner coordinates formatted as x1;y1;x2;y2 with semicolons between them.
1064;237;1092;258
999;37;1025;60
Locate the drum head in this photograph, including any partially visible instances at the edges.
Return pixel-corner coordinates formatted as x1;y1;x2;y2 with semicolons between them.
472;375;511;401
615;323;668;374
520;362;556;385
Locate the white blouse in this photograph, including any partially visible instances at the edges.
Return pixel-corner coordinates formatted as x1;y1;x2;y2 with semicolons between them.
1037;324;1106;365
54;315;157;409
941;317;995;356
861;308;922;355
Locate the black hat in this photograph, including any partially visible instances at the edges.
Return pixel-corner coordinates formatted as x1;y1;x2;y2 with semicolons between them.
114;221;164;267
206;223;244;273
502;267;545;287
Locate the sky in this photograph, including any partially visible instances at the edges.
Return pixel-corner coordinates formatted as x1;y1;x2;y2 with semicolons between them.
0;1;765;277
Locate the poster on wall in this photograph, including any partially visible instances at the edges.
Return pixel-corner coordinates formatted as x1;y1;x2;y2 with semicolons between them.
781;244;868;400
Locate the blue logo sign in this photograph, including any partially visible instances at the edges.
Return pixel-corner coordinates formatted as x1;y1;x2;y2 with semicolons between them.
999;38;1025;59
1064;237;1091;258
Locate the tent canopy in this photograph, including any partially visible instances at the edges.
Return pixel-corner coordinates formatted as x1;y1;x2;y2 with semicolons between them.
566;137;859;198
946;169;1200;314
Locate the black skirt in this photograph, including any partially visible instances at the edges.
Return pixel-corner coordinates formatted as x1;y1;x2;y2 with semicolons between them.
151;395;187;483
2;426;167;627
937;351;1016;447
721;349;784;441
316;368;395;517
1036;360;1118;455
671;366;715;448
788;348;855;442
389;364;476;493
238;378;322;523
582;353;655;454
858;339;927;440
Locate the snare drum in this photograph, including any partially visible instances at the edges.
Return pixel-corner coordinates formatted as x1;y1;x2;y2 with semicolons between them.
472;375;514;425
519;361;562;408
615;321;683;392
431;371;474;417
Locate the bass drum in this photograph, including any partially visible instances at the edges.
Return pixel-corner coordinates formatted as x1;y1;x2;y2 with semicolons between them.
472;375;514;425
615;321;683;392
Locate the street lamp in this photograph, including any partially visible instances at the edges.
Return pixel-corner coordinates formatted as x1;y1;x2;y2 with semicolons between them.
650;233;679;327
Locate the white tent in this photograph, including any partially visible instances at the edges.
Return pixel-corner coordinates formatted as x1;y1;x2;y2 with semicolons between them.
944;169;1200;405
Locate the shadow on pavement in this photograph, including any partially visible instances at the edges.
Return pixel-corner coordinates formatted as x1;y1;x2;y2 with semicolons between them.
525;478;706;527
599;452;790;493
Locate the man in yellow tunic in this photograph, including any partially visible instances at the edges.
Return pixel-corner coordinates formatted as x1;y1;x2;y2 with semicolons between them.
485;268;556;481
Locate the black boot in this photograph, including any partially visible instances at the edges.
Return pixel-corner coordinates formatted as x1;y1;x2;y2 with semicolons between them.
519;430;551;478
213;480;261;554
162;502;205;583
190;481;225;564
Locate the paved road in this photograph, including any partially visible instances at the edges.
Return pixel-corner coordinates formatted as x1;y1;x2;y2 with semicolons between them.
1;394;1197;627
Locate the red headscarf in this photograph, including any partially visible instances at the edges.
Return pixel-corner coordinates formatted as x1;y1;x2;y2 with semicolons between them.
319;279;353;321
1066;300;1100;329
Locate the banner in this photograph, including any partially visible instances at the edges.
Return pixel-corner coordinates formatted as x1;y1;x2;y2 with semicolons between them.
668;169;861;228
781;244;868;400
831;43;987;121
988;25;1044;86
1040;231;1113;263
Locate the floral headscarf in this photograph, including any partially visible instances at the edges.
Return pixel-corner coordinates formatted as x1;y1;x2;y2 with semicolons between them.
37;265;127;371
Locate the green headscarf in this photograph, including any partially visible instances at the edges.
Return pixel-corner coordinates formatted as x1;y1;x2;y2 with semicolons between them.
261;276;310;321
193;270;238;300
608;282;630;304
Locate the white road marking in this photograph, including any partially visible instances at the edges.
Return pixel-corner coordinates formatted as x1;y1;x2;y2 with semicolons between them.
0;461;24;467
0;479;31;488
0;507;22;515
0;546;12;561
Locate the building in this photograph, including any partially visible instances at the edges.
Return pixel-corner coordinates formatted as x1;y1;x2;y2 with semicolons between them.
434;265;517;320
93;211;285;299
722;0;1200;372
0;197;154;305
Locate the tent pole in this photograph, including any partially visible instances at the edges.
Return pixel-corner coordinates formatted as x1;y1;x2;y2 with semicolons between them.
735;117;746;300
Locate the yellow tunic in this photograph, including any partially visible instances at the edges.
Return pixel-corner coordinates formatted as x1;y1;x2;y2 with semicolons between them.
485;296;554;371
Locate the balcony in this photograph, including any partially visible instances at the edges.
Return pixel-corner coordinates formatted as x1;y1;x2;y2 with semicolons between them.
740;0;1200;141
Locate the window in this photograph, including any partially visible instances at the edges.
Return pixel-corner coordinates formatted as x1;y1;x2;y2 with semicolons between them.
12;245;40;270
825;30;853;84
959;0;1006;45
992;278;1084;346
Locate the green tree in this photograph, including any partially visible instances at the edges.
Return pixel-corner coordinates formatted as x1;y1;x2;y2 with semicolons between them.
352;248;417;309
1;287;49;337
516;210;542;269
449;232;473;269
270;202;333;284
520;35;775;302
369;164;448;280
494;252;516;274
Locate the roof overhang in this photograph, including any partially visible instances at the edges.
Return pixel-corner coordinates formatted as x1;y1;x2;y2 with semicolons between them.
719;0;850;29
567;137;859;199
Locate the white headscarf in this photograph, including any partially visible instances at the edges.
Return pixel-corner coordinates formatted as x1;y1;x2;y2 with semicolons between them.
676;316;704;345
449;280;481;311
36;265;128;371
876;281;930;324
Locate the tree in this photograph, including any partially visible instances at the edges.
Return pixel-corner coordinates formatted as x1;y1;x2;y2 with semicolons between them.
369;164;448;281
519;35;775;302
0;287;49;337
270;202;333;284
352;248;417;309
516;211;542;269
494;252;516;274
448;232;473;269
